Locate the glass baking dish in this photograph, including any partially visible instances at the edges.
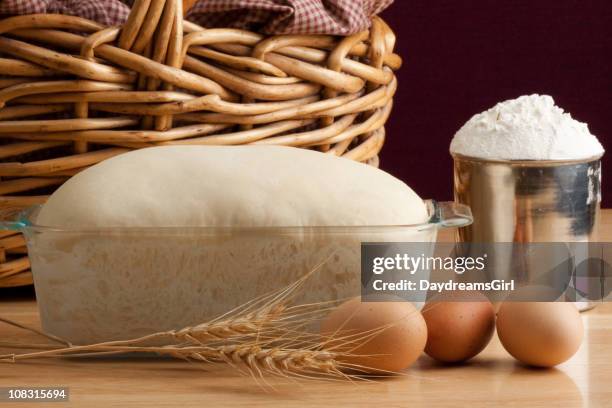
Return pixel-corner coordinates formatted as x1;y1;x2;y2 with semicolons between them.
1;200;472;344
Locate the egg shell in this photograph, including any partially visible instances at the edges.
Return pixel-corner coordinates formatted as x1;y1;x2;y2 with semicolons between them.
320;297;427;373
422;292;495;363
496;302;583;367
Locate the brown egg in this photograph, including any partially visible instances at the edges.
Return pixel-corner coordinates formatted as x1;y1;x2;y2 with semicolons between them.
320;297;427;373
496;302;584;367
422;291;495;363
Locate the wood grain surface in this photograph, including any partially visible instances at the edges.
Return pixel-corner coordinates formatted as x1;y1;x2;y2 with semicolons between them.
0;210;611;407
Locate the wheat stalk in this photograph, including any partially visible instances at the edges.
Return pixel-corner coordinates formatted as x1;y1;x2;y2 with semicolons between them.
0;339;385;380
0;312;398;380
0;316;387;381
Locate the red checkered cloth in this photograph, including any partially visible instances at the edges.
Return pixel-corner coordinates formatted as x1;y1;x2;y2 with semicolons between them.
0;0;131;27
187;0;393;34
0;0;393;34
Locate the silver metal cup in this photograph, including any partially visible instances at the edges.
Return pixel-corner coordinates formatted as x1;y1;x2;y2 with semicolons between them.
452;153;603;309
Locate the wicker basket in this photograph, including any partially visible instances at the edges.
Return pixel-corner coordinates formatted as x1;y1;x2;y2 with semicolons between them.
0;0;401;287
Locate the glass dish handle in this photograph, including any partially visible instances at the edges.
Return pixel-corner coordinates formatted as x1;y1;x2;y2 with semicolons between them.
0;206;32;231
428;200;473;228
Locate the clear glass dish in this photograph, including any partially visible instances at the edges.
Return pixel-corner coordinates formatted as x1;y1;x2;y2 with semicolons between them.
1;200;472;344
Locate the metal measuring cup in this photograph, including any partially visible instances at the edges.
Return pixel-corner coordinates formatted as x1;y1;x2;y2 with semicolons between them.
452;153;603;309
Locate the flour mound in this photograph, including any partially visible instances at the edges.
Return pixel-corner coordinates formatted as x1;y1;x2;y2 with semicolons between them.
450;94;604;160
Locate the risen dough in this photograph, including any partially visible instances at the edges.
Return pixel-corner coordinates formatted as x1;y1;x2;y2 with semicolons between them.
37;146;428;227
31;146;432;343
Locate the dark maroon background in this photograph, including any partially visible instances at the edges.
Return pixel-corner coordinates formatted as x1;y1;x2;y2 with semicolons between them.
379;0;611;206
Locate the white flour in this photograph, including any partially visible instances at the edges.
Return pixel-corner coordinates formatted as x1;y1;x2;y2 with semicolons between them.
450;94;604;160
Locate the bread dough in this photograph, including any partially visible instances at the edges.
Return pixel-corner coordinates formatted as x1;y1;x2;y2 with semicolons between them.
30;146;433;343
37;145;428;227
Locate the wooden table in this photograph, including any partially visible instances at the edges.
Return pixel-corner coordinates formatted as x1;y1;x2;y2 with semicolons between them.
1;211;611;407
